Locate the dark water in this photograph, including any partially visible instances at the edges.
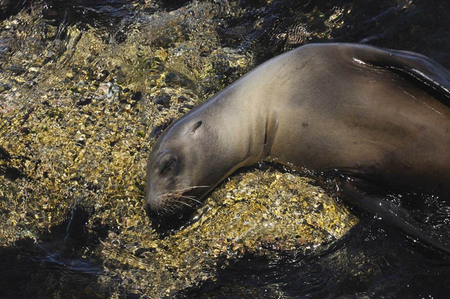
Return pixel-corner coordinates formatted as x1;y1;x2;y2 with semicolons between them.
0;206;107;298
188;219;449;298
1;0;449;298
0;242;104;298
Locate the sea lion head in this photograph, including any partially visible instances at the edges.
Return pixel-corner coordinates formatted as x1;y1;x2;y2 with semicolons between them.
145;118;221;217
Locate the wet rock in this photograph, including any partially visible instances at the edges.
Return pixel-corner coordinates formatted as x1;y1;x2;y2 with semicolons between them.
76;98;93;106
0;82;11;93
7;65;26;75
0;165;24;181
153;94;171;107
96;69;109;81
164;72;195;88
177;95;189;102
0;146;11;160
131;91;142;102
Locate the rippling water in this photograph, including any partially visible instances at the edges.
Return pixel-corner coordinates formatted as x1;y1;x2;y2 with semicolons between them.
1;0;449;298
189;219;449;297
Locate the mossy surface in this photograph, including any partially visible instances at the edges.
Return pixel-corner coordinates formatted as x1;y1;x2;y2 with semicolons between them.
13;0;447;297
98;170;356;296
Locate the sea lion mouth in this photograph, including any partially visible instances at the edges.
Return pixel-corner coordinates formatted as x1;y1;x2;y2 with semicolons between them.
145;202;193;235
145;185;210;234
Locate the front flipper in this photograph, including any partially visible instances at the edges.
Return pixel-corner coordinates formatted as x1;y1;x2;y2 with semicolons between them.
338;178;450;254
349;43;450;106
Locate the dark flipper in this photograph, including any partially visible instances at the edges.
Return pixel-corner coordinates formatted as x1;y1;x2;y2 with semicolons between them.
339;179;450;254
349;43;450;106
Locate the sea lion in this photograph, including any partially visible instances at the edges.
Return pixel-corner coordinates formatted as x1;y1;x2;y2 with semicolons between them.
145;43;450;224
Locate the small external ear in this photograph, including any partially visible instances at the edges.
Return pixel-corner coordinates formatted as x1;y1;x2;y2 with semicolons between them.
190;120;203;134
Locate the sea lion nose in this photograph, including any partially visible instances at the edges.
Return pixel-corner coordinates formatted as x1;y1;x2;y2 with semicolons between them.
145;199;165;218
144;203;156;218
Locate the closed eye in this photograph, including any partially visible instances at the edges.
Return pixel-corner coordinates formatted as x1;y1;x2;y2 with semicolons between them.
160;158;176;174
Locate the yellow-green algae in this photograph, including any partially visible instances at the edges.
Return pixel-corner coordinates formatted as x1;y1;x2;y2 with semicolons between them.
0;1;357;297
98;170;357;297
0;2;253;246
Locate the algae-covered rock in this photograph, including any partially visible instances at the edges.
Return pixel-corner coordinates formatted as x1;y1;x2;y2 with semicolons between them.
0;1;361;297
98;170;357;297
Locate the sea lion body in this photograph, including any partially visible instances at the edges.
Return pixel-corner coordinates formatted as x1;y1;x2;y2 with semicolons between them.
145;43;450;215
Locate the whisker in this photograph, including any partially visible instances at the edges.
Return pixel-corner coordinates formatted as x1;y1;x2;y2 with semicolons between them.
180;195;202;205
155;185;211;198
174;200;192;208
169;185;210;193
189;185;210;189
151;185;211;215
